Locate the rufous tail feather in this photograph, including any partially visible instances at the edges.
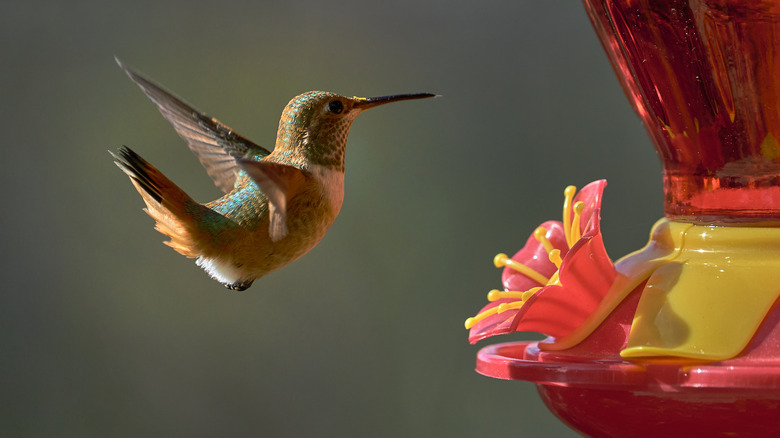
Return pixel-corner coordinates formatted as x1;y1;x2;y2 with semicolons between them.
111;146;206;258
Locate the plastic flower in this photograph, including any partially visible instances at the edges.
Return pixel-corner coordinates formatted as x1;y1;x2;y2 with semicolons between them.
465;180;615;343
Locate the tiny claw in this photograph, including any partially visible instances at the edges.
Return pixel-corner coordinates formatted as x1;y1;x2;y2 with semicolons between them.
225;279;254;291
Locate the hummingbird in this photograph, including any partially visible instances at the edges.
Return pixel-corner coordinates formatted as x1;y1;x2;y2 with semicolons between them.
111;59;434;291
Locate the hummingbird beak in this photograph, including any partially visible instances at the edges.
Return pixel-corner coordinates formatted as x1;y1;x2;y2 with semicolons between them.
353;93;437;110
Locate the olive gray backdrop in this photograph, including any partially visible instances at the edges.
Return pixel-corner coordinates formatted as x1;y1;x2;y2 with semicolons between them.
1;1;661;436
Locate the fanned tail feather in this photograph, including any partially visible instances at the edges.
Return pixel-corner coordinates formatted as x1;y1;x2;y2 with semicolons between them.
111;146;204;258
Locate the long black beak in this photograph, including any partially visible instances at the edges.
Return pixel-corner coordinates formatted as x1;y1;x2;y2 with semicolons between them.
353;93;437;110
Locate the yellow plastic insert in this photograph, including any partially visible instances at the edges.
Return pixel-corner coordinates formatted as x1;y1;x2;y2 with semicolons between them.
621;220;780;361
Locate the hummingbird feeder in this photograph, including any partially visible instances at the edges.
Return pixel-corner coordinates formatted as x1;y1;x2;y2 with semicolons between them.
466;1;780;436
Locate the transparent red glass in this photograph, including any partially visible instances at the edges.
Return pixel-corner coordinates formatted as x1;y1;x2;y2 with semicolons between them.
473;2;780;436
585;0;780;222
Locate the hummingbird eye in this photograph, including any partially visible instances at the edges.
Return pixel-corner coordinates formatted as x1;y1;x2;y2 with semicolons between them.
328;100;344;114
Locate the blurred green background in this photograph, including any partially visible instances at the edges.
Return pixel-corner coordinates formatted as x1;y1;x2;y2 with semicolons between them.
1;0;662;436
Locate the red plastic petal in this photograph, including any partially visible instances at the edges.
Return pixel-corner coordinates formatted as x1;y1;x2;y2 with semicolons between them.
468;180;613;343
502;220;567;292
467;300;519;344
572;179;607;235
468;221;567;343
511;211;616;337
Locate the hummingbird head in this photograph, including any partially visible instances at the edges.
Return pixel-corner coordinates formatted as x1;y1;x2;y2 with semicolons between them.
274;91;435;171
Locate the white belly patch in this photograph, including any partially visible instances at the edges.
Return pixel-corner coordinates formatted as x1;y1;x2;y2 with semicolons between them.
196;256;243;285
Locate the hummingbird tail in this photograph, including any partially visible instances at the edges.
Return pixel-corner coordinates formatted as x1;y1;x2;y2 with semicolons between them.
111;146;204;258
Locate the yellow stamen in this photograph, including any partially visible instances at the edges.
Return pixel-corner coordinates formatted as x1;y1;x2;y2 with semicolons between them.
562;185;577;247
466;286;545;329
493;253;550;285
466;184;588;331
548;270;560;286
548;249;562;269
570;201;585;244
533;227;555;254
522;287;542;301
492;253;508;268
498;301;526;313
487;289;527;301
464;306;501;329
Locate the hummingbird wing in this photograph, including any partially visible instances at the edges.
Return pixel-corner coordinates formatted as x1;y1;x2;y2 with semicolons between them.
237;159;306;242
116;58;272;193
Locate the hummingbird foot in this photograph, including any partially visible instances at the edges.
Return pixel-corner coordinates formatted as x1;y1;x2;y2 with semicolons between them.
225;280;254;291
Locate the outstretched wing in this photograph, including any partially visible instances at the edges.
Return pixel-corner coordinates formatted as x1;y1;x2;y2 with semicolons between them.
116;58;272;193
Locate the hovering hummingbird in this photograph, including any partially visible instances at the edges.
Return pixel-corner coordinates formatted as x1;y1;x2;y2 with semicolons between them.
111;59;434;291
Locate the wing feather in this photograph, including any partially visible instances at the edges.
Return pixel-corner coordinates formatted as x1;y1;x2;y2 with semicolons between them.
116;58;272;193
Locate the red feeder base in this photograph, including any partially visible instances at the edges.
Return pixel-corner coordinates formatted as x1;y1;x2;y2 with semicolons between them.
476;288;780;437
